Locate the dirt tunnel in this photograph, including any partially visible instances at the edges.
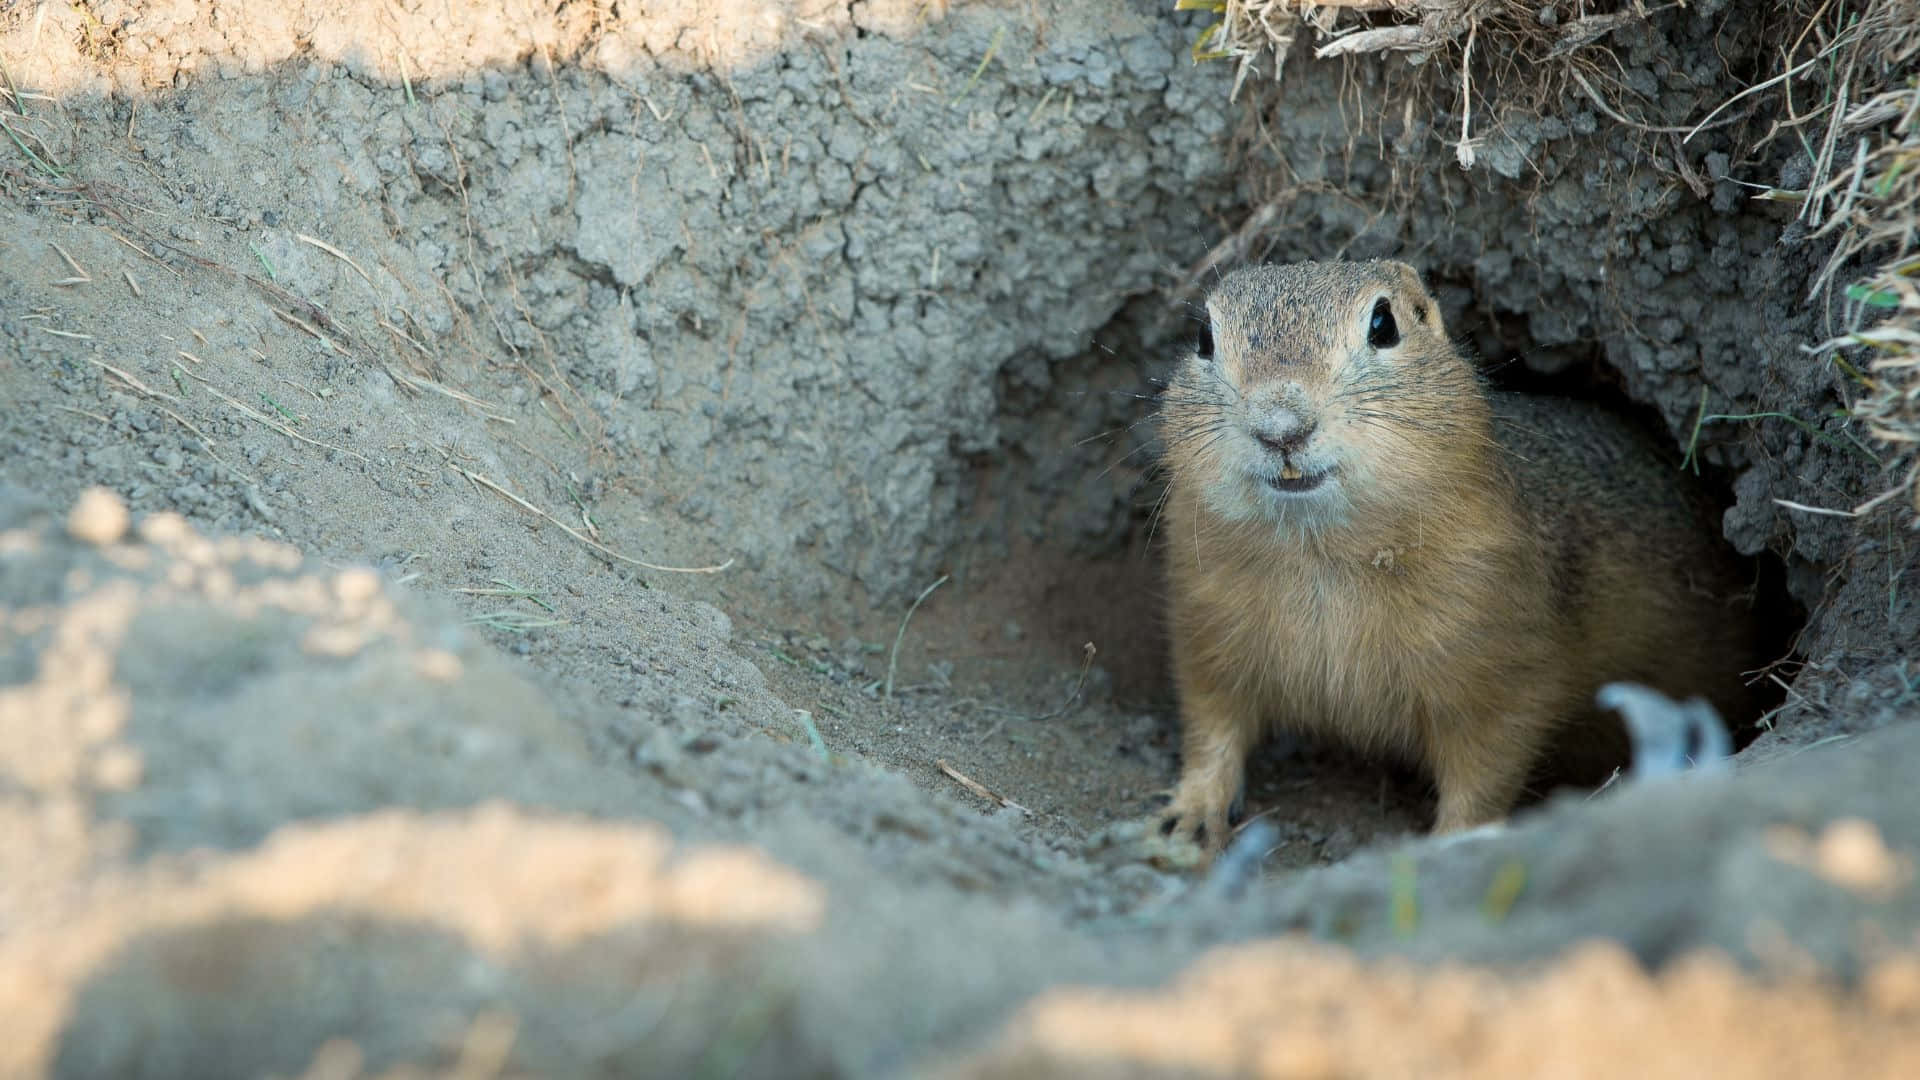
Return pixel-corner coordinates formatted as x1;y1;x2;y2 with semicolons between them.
918;271;1809;832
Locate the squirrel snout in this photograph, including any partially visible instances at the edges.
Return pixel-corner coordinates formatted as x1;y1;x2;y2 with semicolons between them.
1252;412;1316;456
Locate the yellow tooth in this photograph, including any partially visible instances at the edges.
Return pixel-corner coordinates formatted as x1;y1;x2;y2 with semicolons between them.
1281;465;1301;481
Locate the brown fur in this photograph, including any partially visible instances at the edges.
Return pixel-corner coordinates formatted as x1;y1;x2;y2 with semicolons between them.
1155;260;1759;852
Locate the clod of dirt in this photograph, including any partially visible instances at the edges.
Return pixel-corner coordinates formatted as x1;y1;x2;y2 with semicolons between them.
66;487;130;546
938;940;1920;1079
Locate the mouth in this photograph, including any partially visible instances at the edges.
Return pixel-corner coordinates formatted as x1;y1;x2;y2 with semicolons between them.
1266;464;1331;494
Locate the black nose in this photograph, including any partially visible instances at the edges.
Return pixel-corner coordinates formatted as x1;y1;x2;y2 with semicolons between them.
1254;419;1316;455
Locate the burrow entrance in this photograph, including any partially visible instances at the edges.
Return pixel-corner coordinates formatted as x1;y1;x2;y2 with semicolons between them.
927;272;1807;840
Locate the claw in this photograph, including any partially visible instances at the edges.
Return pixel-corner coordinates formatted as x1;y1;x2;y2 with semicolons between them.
1153;806;1229;857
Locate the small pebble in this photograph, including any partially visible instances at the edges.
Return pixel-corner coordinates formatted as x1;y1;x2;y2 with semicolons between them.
334;567;382;607
303;624;371;658
92;746;145;791
137;511;192;545
413;648;464;683
67;487;130;546
1816;818;1905;895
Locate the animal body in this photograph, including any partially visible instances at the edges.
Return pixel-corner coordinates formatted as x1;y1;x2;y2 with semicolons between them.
1154;260;1759;852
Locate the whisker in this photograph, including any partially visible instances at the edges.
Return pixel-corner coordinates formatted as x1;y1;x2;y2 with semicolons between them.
1145;476;1177;548
1094;440;1158;483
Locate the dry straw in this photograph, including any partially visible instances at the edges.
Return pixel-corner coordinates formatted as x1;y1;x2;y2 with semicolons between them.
1793;0;1920;522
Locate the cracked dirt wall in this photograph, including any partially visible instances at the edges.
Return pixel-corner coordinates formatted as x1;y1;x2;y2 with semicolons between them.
6;0;1245;622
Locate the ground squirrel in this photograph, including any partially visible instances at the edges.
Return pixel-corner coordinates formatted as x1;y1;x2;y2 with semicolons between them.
1154;260;1760;853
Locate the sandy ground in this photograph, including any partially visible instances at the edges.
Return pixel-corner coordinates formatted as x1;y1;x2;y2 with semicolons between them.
3;1;1919;1076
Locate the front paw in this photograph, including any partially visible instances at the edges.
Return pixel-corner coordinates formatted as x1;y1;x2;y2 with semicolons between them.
1148;783;1239;867
1086;814;1212;873
1157;798;1230;854
1086;786;1235;872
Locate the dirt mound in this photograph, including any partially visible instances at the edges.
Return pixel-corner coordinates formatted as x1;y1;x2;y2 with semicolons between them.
5;487;1920;1077
945;940;1920;1079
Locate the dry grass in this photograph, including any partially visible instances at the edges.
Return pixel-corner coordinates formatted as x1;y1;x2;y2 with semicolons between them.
1180;1;1658;117
1794;0;1920;522
1171;1;1788;288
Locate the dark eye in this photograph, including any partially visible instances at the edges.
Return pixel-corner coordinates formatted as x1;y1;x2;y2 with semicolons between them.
1367;297;1399;349
1195;318;1215;361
